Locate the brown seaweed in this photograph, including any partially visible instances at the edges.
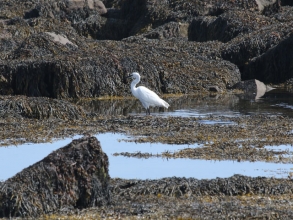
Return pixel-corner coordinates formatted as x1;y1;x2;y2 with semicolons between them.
0;136;110;218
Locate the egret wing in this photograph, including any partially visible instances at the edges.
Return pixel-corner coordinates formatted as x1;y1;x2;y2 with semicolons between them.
136;86;166;107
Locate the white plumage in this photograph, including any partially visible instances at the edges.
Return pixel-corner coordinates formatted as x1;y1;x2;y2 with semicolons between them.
128;72;170;115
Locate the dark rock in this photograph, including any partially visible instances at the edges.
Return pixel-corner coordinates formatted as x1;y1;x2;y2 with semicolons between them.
232;79;264;92
0;136;110;218
0;95;86;119
281;0;293;6
243;33;293;83
100;0;259;39
0;0;292;97
232;79;270;99
111;174;293;197
221;20;293;73
143;22;189;40
208;86;221;92
72;14;129;40
0;38;240;98
189;10;272;43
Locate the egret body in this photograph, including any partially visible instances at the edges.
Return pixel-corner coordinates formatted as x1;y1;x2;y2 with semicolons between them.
128;72;170;115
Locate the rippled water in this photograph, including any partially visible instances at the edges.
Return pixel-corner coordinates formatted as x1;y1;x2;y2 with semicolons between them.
2;88;293;181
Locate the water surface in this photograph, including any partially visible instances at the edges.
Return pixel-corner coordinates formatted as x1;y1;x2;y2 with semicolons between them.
77;88;293;117
1;133;292;181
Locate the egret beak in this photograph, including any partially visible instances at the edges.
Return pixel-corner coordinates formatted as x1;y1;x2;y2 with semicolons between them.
126;74;133;79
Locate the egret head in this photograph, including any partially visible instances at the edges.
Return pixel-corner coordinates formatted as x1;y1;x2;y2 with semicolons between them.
127;72;140;80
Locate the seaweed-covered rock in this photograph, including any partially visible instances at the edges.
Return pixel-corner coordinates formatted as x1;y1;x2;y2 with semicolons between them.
143;22;189;40
243;33;293;83
221;20;293;73
0;39;240;98
0;0;293;96
111;175;293;197
0;95;85;119
0;136;110;218
189;10;273;43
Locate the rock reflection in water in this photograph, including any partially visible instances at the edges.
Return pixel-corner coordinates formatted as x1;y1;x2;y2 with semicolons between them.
76;90;293;117
76;94;241;116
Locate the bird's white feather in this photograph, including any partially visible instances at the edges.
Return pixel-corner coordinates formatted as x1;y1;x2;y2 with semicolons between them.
129;72;170;114
136;86;169;109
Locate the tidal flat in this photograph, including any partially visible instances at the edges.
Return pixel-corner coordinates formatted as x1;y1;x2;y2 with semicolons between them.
2;91;293;219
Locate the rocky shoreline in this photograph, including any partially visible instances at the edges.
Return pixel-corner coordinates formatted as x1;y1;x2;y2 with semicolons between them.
1;0;293;219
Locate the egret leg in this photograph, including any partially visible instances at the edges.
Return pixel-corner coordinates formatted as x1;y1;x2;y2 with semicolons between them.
146;108;150;115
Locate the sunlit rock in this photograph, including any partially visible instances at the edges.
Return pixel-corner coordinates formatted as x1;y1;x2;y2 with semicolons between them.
45;32;77;47
65;0;107;14
256;0;277;11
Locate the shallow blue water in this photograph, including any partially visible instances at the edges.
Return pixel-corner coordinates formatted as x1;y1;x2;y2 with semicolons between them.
0;133;292;181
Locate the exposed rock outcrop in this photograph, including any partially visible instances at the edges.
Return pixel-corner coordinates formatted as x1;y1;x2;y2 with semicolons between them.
243;33;293;83
0;0;292;98
0;38;240;98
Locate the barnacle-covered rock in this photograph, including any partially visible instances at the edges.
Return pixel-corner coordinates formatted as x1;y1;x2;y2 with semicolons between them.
0;136;110;218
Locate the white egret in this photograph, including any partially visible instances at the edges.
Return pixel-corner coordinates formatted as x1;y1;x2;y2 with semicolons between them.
127;72;170;115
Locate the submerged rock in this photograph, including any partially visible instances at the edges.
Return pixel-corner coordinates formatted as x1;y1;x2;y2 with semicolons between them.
0;136;110;218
